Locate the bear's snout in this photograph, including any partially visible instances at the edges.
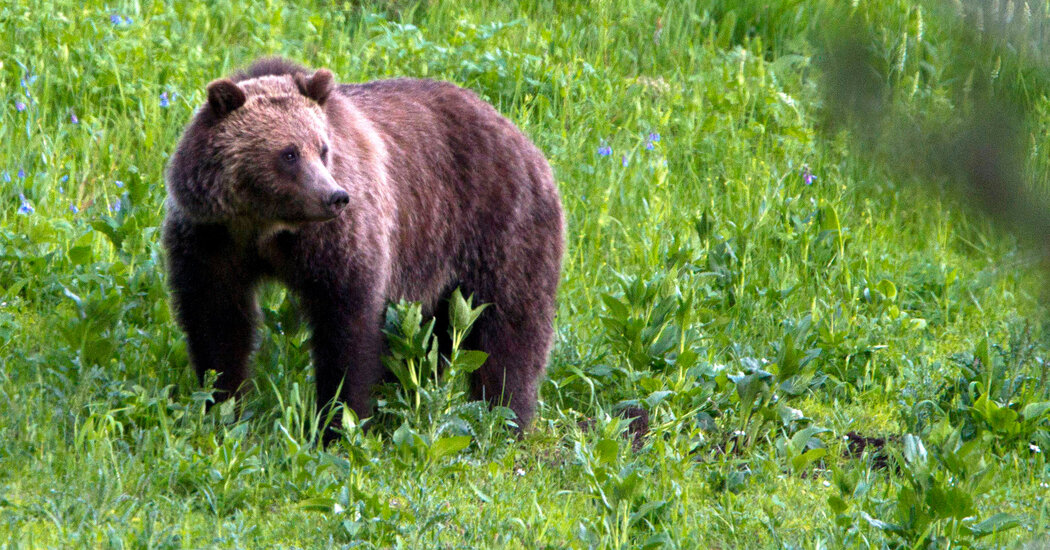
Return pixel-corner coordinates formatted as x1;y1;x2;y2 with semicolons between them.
326;190;350;209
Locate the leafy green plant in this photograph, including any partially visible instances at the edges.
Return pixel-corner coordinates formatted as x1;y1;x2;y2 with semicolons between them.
599;271;701;377
719;317;826;453
908;333;1050;450
571;417;672;549
828;424;1022;546
375;289;510;464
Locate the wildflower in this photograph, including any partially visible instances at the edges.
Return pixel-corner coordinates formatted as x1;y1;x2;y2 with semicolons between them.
645;140;654;151
159;92;170;108
621;154;629;167
17;194;33;215
17;169;25;179
60;175;69;183
648;132;660;142
2;172;9;183
69;203;79;214
115;180;124;188
70;112;79;124
20;75;37;88
15;101;26;112
801;164;816;185
1032;444;1042;454
110;198;122;213
110;14;132;25
597;144;612;157
58;187;64;194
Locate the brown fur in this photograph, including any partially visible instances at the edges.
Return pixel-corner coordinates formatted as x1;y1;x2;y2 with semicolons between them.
163;58;564;441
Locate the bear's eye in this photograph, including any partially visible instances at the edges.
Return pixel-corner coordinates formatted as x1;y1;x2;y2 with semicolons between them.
280;148;299;165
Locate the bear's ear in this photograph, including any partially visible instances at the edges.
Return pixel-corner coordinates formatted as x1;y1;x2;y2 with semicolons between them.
206;79;247;118
296;69;335;106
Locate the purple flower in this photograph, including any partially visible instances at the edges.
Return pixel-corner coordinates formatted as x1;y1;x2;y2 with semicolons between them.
598;144;612;157
17;194;33;215
644;131;660;150
801;164;816;185
110;14;132;25
159;92;170;108
110;198;122;213
17;169;25;179
70;112;79;124
60;175;69;183
69;203;79;214
15;101;26;112
621;154;629;167
115;180;124;188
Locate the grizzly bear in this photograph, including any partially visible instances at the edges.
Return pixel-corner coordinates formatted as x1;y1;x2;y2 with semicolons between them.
163;57;564;440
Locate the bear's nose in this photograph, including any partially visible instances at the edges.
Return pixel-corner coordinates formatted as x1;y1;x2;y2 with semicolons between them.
326;190;350;209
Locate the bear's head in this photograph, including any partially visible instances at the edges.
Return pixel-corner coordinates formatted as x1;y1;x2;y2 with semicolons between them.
167;69;350;225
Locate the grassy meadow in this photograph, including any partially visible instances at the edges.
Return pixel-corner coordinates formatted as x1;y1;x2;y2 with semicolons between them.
4;0;1050;547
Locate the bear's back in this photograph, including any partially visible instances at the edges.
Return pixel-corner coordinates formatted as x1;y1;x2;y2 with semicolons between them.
335;78;560;304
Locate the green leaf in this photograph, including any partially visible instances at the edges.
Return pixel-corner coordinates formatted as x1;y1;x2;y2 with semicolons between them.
827;495;848;514
644;390;673;408
629;500;668;528
431;435;471;460
791;447;827;471
601;293;628;320
789;426;829;453
450;288;469;329
640;532;672;550
595;438;618;465
876;279;897;301
392;421;422;450
968;512;1022;538
298;497;337;513
1021;402;1050;423
647;326;678;358
67;245;92;265
469;482;493;504
453;350;488;373
91;219;124;250
902;434;927;467
694;210;713;241
859;512;904;534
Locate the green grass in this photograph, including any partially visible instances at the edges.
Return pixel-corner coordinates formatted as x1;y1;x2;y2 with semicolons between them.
3;0;1050;547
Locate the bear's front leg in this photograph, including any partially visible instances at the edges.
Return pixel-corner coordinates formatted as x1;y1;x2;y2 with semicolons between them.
299;277;386;443
165;223;261;404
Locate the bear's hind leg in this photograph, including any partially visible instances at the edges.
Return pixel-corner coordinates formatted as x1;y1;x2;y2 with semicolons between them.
467;306;554;429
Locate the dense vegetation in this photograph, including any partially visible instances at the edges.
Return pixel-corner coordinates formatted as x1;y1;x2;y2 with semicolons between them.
3;1;1050;547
